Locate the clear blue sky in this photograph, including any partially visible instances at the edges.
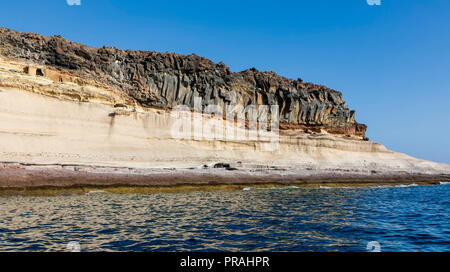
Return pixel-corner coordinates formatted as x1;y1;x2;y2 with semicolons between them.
1;0;449;163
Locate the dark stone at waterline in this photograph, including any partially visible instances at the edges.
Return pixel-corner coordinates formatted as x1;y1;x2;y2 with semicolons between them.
213;163;231;169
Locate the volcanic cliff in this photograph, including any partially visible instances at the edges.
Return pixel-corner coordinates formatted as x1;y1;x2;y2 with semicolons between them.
0;27;366;139
1;27;449;189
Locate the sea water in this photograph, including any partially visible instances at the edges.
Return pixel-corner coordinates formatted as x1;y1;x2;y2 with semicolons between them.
0;183;449;252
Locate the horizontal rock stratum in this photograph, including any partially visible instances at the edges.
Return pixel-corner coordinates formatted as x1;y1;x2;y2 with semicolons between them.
0;27;449;189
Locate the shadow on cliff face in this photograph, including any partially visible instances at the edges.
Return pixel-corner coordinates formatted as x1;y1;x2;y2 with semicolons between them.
108;112;116;137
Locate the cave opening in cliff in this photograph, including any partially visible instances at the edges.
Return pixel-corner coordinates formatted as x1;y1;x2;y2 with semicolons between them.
36;68;44;76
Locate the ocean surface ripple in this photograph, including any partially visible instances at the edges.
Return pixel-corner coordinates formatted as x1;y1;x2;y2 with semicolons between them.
0;184;449;252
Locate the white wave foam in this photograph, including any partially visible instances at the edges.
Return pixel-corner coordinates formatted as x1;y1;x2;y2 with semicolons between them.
270;186;299;190
85;190;106;195
440;182;450;185
242;186;299;191
318;186;358;189
395;184;418;188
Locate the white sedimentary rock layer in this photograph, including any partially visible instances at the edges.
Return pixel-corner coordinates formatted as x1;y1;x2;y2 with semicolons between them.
0;86;448;177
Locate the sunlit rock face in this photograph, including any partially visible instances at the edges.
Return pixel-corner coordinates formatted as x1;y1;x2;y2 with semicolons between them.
0;27;366;139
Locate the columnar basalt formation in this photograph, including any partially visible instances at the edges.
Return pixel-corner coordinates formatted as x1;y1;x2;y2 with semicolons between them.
0;27;366;139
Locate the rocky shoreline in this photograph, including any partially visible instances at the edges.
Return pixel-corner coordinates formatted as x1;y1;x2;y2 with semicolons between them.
1;162;449;190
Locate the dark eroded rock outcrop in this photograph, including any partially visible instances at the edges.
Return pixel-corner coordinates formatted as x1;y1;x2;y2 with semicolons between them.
0;27;367;138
